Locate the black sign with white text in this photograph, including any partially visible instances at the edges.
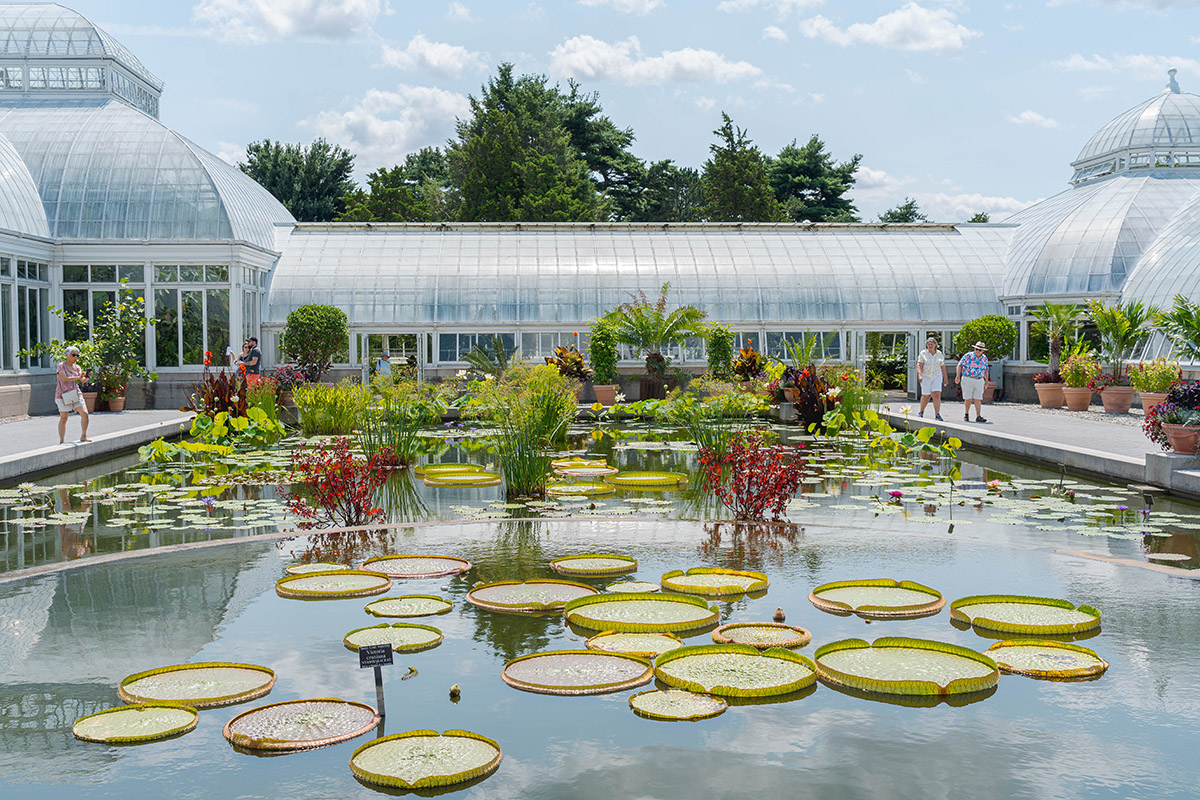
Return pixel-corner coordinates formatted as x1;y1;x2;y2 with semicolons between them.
359;644;393;668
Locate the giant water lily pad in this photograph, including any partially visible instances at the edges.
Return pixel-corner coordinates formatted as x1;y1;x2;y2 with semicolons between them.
502;650;653;695
605;471;688;488
654;644;817;698
814;637;1000;696
949;595;1101;635
344;623;443;653
661;567;768;597
606;581;660;593
224;698;380;752
713;622;811;650
414;463;487;477
118;662;276;708
364;595;453;618
585;631;684;658
423;472;502;488
628;689;727;721
350;730;502;790
546;480;616;497
275;570;392;600
467;579;598;614
550;553;638;577
362;555;472;579
73;703;198;744
810;579;945;619
565;593;719;634
985;640;1109;679
285;562;350;575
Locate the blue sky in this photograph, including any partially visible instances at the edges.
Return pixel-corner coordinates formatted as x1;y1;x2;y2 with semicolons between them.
71;0;1200;221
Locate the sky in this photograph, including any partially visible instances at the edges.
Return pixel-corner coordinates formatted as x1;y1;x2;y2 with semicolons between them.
63;0;1200;221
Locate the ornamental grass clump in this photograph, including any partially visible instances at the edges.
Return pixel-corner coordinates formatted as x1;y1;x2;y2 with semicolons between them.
282;437;392;528
293;380;372;435
699;431;805;521
359;381;450;466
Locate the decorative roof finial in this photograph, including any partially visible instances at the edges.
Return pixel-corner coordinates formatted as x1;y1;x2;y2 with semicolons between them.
1168;68;1181;94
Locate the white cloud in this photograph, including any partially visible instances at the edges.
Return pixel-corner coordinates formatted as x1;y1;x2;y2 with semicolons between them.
381;34;486;78
854;165;902;190
1053;53;1113;71
446;2;475;20
192;0;383;43
578;0;663;14
1053;52;1200;79
809;92;825;103
695;96;716;110
303;84;469;172
215;141;247;167
717;0;824;15
918;191;1038;222
762;25;788;41
905;68;925;83
799;2;981;53
548;35;762;84
1008;109;1059;128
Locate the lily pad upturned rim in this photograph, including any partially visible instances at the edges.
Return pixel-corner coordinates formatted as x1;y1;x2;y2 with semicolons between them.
343;622;444;653
660;567;769;597
549;552;639;577
361;554;473;578
605;471;689;488
364;594;454;618
275;569;393;600
653;643;819;698
628;689;728;721
413;463;487;476
546;480;617;497
501;649;654;695
813;636;1000;696
564;592;720;633
948;594;1102;635
466;579;598;614
712;622;812;650
585;630;684;658
985;639;1110;679
809;578;945;619
118;661;276;708
349;729;502;790
223;697;380;752
73;702;199;744
422;472;502;487
284;562;350;575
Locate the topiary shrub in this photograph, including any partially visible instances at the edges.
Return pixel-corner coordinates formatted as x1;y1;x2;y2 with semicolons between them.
706;324;734;380
587;318;620;385
283;304;348;382
954;315;1018;360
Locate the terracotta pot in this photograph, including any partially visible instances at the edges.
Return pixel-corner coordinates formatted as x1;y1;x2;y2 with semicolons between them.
1034;382;1065;409
1062;386;1093;411
1139;391;1169;411
1162;423;1200;455
1100;385;1136;414
107;396;126;412
638;376;676;401
592;384;620;406
82;391;98;413
982;380;996;404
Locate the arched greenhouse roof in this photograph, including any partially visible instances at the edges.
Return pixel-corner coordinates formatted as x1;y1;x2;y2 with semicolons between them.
0;130;49;238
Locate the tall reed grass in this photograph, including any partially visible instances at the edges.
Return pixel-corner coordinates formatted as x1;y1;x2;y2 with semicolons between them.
293;381;371;436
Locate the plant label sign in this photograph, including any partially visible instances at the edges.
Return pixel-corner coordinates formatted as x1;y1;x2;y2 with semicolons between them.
359;644;393;669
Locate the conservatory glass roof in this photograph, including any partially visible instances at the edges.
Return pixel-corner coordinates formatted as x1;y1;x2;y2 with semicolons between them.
0;130;49;238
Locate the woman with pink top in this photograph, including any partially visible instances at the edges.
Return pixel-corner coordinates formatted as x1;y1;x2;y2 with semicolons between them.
55;346;91;444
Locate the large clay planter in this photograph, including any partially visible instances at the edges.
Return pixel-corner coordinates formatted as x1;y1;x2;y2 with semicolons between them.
279;389;294;407
82;391;98;413
1100;385;1136;414
1062;386;1093;411
1162;423;1200;455
592;384;620;406
1033;382;1065;409
638;376;677;401
982;380;997;404
107;396;126;412
1139;391;1169;411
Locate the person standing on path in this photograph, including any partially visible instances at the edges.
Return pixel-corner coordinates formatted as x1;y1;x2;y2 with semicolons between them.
242;337;262;385
916;337;947;420
55;345;91;444
956;341;989;423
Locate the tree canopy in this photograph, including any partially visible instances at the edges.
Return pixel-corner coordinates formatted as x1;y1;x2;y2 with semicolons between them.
768;136;861;222
701;113;783;223
240;138;355;222
878;197;930;223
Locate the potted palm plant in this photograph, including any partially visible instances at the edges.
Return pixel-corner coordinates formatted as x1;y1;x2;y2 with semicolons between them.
1030;301;1078;408
587;318;621;406
1086;299;1159;414
605;283;705;400
1061;354;1101;411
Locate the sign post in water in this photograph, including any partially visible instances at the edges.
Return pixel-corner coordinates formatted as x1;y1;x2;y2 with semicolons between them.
359;643;393;717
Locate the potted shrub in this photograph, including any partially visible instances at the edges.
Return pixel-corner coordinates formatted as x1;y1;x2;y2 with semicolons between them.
1155;383;1200;454
1029;301;1079;409
544;345;593;402
587;318;621;406
1032;372;1065;409
604;283;705;400
953;315;1018;403
282;304;349;382
1086;300;1159;414
706;324;734;380
1061;354;1101;411
79;376;99;413
1127;358;1181;411
97;372;125;412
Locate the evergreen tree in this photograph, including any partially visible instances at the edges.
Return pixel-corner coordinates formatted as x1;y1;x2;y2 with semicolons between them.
701;113;783;222
240;138;355;222
878;197;929;223
338;147;453;222
768;136;861;222
631;160;704;222
967;211;990;223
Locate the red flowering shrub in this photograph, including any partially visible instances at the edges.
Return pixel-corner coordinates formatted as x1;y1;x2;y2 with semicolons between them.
283;437;392;528
699;432;805;521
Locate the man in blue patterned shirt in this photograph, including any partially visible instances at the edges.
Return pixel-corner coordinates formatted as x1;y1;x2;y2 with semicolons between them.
955;341;989;423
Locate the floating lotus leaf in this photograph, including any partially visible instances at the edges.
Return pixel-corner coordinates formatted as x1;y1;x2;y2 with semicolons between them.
414;463;486;476
502;650;653;695
364;595;454;618
550;553;638;577
551;457;609;469
653;644;817;698
556;465;619;478
809;579;945;619
586;631;684;658
985;640;1110;679
224;698;380;752
350;729;502;790
73;703;198;744
344;623;443;653
605;471;688;488
362;555;472;578
814;637;1000;696
467;579;598;614
661;567;768;597
713;622;811;650
275;570;392;600
564;593;720;634
547;480;616;497
1145;552;1191;561
285;562;350;575
949;595;1102;635
629;689;727;721
423;472;502;487
607;581;660;593
118;662;276;708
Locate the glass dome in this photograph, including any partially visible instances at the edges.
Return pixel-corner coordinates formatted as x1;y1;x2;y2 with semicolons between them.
1075;89;1200;165
0;130;49;237
1122;189;1200;311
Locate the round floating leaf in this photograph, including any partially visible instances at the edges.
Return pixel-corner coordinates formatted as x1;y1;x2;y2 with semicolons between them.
809;579;945;619
423;472;502;488
350;729;502;790
551;457;609;469
344;623;443;653
502;650;653;695
565;593;720;634
73;703;198;744
550;553;638;577
285;562;349;575
555;465;619;479
118;662;276;708
607;581;660;593
364;595;453;618
949;595;1102;635
713;622;811;650
414;463;486;477
586;631;684;658
605;471;688;488
275;570;392;600
362;555;472;579
985;640;1109;679
814;637;1000;696
224;698;380;752
1145;552;1191;561
653;644;817;699
660;567;768;597
547;480;616;497
629;689;727;721
467;580;598;614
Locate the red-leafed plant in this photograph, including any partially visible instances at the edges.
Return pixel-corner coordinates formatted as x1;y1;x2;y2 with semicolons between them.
283;437;393;528
699;432;805;521
182;351;249;416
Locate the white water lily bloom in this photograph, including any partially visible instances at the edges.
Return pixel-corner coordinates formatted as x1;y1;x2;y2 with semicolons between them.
615;393;626;402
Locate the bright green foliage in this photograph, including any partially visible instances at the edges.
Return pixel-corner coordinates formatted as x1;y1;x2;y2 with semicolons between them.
190;408;285;449
768;136;861;222
339;148;454;222
293;380;371;435
967;212;990;223
1155;294;1200;362
587;318;620;384
701;113;783;222
359;381;452;466
629;160;704;222
559;82;645;220
463;335;523;378
240;138;355;221
282;304;348;381
605;283;706;376
138;438;233;464
1060;354;1102;388
877;197;929;223
1086;299;1160;377
1030;301;1080;374
954;315;1018;359
705;324;734;379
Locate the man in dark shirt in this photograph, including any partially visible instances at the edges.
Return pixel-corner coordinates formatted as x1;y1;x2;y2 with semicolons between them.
245;336;262;376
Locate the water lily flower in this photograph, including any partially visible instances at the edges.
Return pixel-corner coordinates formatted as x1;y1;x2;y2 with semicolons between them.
1116;505;1128;511
889;490;903;498
614;393;626;402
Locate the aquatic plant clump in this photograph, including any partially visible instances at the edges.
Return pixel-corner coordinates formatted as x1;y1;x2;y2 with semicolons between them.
606;581;660;593
550;553;638;577
73;703;199;744
501;650;654;695
364;595;453;618
814;637;1000;696
949;595;1102;635
628;689;728;721
361;555;472;578
467;579;598;614
586;631;684;658
275;570;392;600
809;579;946;619
118;662;276;708
564;593;720;634
285;562;350;575
653;644;817;698
343;623;443;653
350;730;503;790
605;471;689;488
661;567;768;597
224;698;380;752
985;640;1110;679
713;622;811;650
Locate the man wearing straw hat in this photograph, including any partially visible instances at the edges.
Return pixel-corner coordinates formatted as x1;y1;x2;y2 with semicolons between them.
955;341;989;423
